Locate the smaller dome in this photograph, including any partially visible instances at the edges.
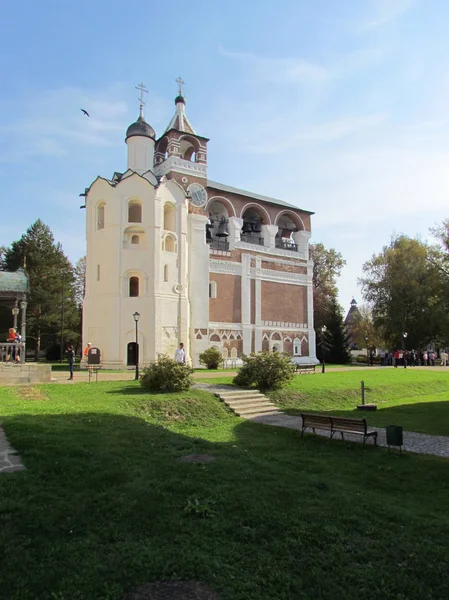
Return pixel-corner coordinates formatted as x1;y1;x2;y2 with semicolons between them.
175;94;186;105
126;115;155;140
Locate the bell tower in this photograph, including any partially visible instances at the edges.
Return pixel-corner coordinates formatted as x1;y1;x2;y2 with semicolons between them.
154;78;209;185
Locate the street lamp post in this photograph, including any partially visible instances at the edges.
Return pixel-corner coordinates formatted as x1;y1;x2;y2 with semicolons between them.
403;332;408;368
12;303;19;330
321;325;327;374
133;312;140;380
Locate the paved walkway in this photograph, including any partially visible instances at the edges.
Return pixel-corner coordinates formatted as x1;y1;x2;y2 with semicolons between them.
195;383;449;459
0;425;25;474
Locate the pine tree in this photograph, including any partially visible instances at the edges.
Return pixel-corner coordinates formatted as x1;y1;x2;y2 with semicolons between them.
324;297;352;364
3;220;80;360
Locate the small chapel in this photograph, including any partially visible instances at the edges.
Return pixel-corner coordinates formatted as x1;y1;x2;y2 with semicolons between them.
82;80;318;368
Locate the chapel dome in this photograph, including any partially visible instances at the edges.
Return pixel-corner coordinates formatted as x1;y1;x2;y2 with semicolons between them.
126;115;156;141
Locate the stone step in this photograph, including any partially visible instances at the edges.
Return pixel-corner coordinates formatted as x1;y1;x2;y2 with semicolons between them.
218;389;261;397
226;400;277;411
219;394;266;402
236;407;282;417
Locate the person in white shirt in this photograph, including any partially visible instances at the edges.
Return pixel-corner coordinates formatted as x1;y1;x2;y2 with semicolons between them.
175;342;186;364
440;350;448;367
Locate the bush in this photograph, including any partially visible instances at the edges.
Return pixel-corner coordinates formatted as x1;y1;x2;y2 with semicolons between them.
233;351;295;391
198;347;223;369
140;354;193;393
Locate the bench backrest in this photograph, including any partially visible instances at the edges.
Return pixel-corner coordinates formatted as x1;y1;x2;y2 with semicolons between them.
301;413;332;428
330;417;367;434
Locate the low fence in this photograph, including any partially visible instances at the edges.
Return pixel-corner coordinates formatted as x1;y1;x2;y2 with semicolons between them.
0;343;25;364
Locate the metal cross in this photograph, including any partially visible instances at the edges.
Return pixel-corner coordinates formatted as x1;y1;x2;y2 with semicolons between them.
135;82;148;116
176;76;185;96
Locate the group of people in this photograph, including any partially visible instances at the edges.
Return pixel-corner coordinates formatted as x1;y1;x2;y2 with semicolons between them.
377;349;444;367
4;328;22;363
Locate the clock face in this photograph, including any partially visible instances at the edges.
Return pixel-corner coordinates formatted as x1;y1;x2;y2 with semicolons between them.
187;183;207;207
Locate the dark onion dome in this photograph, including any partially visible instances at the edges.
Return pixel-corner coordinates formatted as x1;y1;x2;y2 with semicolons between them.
126;115;156;140
175;94;186;104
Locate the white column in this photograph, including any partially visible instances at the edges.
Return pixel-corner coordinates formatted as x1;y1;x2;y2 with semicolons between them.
241;254;252;354
254;257;262;352
293;230;311;259
228;217;243;250
261;224;278;249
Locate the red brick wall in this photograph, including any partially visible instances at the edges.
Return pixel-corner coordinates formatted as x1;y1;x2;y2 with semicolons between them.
209;274;241;323
261;282;306;324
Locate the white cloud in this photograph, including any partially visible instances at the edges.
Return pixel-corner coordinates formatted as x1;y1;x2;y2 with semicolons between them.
219;47;331;84
356;0;413;31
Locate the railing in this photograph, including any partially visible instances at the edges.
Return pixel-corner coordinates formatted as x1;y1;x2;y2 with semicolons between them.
0;343;25;363
275;238;298;252
241;233;264;246
210;239;230;251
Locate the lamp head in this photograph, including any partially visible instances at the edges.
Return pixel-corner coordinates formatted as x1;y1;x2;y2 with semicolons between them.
133;312;140;322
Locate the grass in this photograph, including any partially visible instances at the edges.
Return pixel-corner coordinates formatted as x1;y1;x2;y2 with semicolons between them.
268;368;449;436
0;381;449;599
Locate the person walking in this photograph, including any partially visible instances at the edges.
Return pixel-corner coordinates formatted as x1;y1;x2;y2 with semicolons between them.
175;342;186;364
430;351;436;367
67;344;75;380
440;350;448;367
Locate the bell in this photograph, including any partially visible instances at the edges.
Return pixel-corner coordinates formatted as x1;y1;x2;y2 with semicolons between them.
216;219;229;238
253;220;262;233
241;221;252;235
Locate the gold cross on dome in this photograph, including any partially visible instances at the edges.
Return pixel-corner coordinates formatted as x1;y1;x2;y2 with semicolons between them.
176;76;185;95
135;82;148;116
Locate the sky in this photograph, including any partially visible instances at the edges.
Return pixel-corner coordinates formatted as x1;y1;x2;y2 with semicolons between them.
1;0;449;313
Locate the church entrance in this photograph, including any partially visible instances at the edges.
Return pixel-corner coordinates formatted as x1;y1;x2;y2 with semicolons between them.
127;342;139;366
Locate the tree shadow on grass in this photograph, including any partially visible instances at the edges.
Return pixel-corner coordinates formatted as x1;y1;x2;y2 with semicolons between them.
281;401;449;436
0;410;449;600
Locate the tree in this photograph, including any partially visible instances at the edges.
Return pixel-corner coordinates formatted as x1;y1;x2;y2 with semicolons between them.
309;243;346;329
2;220;79;360
359;235;447;349
321;297;351;364
349;304;385;354
73;256;86;307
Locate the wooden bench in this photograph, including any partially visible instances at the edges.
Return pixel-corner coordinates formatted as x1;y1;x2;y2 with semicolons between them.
301;413;377;445
295;364;316;374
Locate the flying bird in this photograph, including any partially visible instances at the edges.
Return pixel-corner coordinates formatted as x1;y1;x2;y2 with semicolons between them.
81;109;90;117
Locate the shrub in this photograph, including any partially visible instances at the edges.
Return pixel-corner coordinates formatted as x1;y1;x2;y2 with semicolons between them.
199;347;223;370
140;354;193;393
233;351;295;391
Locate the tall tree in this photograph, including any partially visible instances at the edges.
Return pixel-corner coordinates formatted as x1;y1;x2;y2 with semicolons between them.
359;235;447;349
73;257;86;307
349;304;385;354
3;220;78;360
309;243;345;329
320;296;351;364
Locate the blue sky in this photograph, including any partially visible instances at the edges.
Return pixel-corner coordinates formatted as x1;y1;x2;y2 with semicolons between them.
1;0;449;312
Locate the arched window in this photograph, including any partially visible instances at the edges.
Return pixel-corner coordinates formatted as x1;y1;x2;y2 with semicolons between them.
164;265;168;282
164;203;175;232
129;276;139;297
131;235;139;245
222;347;229;359
230;347;238;358
209;281;217;299
164;235;176;252
293;338;302;356
97;204;105;230
128;202;142;223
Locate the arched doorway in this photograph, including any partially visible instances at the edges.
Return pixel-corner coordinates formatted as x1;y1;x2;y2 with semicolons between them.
127;342;138;366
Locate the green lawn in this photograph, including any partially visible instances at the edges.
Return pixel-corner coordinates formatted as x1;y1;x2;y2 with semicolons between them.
0;381;449;599
268;368;449;437
197;368;449;437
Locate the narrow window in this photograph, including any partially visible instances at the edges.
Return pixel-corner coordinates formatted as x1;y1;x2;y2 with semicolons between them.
131;235;139;245
164;265;168;282
293;337;302;356
209;281;217;299
97;264;100;281
129;276;139;297
164;204;175;232
97;205;105;230
128;202;142;223
230;347;238;359
165;236;176;252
